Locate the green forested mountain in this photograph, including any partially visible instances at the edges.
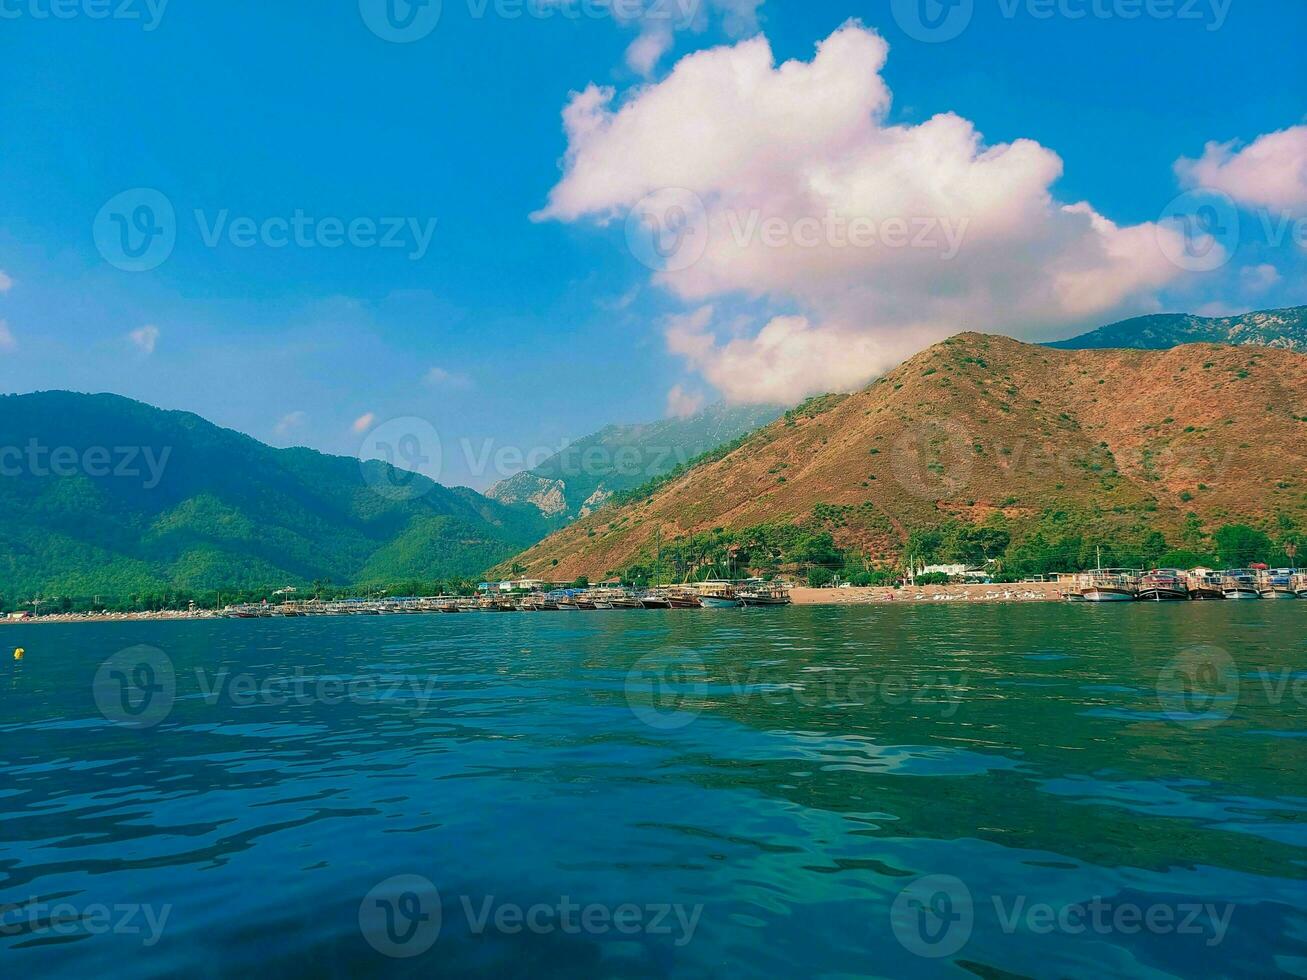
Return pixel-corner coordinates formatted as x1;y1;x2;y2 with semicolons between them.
0;391;549;600
485;402;782;521
1049;305;1307;352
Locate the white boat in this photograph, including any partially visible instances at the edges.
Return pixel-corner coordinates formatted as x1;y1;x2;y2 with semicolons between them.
1294;573;1307;600
693;581;743;608
1080;569;1138;602
1221;570;1261;600
1258;569;1298;600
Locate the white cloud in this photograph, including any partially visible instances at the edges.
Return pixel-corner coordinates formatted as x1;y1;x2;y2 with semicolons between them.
1176;125;1307;214
665;382;706;418
423;366;472;390
275;411;308;436
538;23;1187;403
351;412;376;434
128;324;160;355
0;320;15;352
617;0;764;77
0;270;13;293
1239;263;1281;294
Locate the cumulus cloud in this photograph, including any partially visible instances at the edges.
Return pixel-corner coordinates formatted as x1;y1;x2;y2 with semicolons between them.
0;270;13;293
0;320;15;352
1176;125;1307;214
1239;263;1281;294
275;411;308;436
618;0;764;77
423;366;472;390
665;382;706;418
129;324;160;355
537;23;1188;403
351;412;377;434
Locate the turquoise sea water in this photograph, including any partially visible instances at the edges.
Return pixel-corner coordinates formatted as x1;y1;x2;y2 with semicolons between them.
1;604;1304;978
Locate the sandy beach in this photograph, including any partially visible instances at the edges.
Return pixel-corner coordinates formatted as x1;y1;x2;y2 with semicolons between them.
791;583;1064;604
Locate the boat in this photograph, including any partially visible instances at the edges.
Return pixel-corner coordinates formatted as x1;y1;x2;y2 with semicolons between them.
663;590;703;609
1183;571;1225;601
1258;569;1299;600
737;583;793;607
1061;590;1086;602
638;593;672;610
694;582;743;608
608;594;644;610
1079;569;1138;603
1137;569;1189;602
1221;570;1262;600
1294;573;1307;600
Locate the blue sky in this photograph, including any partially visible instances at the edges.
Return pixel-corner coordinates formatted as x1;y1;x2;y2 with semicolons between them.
1;0;1303;488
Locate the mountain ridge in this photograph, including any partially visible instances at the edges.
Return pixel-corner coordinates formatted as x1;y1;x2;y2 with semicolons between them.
1049;305;1307;352
0;390;549;598
498;334;1307;579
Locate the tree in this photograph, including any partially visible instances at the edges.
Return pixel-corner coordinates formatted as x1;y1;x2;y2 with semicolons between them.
1214;524;1273;567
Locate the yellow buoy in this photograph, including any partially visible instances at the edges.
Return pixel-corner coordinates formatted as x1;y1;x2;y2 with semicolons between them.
13;648;23;661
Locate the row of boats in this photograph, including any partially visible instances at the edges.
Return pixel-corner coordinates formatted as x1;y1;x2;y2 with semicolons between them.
222;582;793;618
1065;568;1307;603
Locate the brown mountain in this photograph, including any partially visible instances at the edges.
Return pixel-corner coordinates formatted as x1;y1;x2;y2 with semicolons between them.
500;334;1307;579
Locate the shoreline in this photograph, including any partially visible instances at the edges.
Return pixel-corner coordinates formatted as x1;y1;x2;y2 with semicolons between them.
3;583;1069;625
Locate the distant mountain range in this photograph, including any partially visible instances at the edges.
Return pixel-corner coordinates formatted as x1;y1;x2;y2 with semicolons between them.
0;392;550;599
485;403;782;522
500;335;1307;580
1050;305;1307;352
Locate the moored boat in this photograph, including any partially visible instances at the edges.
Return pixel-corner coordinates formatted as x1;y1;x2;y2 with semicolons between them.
1258;569;1298;600
638;593;672;610
1137;570;1189;602
1183;570;1225;601
1221;570;1261;600
1294;573;1307;600
694;581;743;608
1080;569;1138;603
737;583;793;607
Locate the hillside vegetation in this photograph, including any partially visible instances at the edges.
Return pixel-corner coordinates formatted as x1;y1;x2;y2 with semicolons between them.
0;392;549;602
499;335;1307;581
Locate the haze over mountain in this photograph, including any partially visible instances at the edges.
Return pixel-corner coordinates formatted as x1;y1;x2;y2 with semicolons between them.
501;335;1307;580
0;392;549;599
1050;305;1307;352
485;403;782;522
